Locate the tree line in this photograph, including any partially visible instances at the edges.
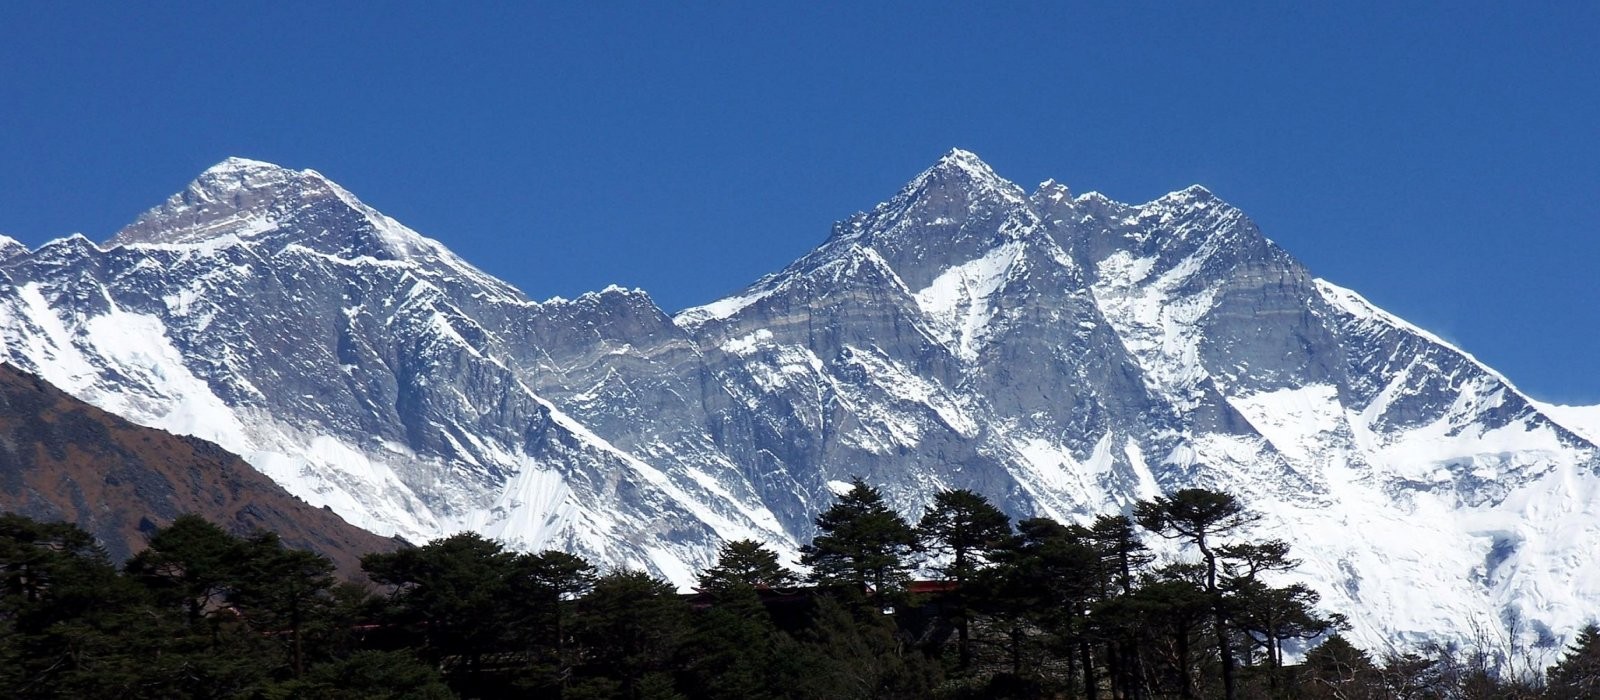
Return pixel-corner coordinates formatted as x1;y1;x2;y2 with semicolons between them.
2;480;1596;699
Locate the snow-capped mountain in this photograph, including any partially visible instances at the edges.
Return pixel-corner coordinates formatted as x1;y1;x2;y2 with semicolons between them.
1;151;1596;656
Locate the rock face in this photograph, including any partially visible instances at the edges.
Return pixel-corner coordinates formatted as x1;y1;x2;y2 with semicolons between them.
1;150;1596;654
0;363;398;574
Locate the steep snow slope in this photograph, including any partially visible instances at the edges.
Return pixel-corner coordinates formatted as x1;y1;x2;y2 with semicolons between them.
0;159;793;580
1535;402;1600;445
1;150;1596;657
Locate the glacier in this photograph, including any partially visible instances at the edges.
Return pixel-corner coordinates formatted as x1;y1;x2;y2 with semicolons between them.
0;149;1596;659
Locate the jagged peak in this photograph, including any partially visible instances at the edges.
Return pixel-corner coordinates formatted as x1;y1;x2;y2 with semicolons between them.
98;158;528;303
1143;183;1225;210
107;157;344;249
1032;179;1074;206
827;148;1028;248
580;284;654;303
199;155;296;177
0;233;25;260
901;148;1023;200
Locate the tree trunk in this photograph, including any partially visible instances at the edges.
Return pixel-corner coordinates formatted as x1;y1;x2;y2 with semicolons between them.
1177;625;1195;700
1081;638;1099;700
1197;536;1237;700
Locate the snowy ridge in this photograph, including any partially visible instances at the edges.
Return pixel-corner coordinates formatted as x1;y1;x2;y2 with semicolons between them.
3;153;1598;657
1535;402;1600;445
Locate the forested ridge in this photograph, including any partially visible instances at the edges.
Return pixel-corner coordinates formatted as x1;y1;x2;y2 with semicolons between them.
2;481;1595;699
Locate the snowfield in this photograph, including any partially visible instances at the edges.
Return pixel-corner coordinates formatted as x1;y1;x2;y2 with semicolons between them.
1;150;1596;659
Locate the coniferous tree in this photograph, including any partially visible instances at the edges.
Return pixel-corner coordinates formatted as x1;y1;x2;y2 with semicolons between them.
0;515;163;697
1085;514;1153;699
362;532;516;693
571;570;689;700
800;479;918;597
1136;489;1259;700
123;514;246;627
1547;624;1600;700
506;549;595;693
788;594;938;700
916;488;1013;671
682;583;795;700
232;531;337;677
259;649;455;700
1129;571;1213;699
1296;634;1384;699
696;539;797;593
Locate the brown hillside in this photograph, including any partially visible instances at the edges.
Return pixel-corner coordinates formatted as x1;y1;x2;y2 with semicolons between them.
0;363;402;575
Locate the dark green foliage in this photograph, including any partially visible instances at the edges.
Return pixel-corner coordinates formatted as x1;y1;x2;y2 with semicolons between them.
505;549;595;692
1546;623;1600;699
696;539;797;593
800;478;918;595
917;488;1012;672
123;513;244;626
361;530;515;690
1;483;1590;700
233;531;338;676
917;489;1014;584
1137;488;1259;700
571;570;690;700
682;583;797;700
787;594;938;700
260;649;455;699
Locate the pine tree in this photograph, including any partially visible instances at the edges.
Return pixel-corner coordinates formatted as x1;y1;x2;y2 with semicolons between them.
800;479;918;597
1084;514;1152;699
1547;624;1600;700
682;584;794;700
123;514;246;627
506;549;595;693
571;570;689;700
1297;634;1384;699
1136;489;1258;700
361;532;517;693
259;649;455;700
696;539;797;594
916;488;1013;671
232;531;337;677
788;594;938;700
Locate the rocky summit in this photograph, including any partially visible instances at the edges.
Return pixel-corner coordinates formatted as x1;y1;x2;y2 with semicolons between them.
1;150;1596;655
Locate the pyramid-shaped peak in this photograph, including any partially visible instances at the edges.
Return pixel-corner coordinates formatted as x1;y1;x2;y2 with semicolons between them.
928;148;1005;181
1139;183;1236;214
203;156;293;175
109;157;368;250
893;147;1025;206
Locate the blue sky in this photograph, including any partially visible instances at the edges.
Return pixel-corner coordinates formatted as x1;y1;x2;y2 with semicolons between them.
1;3;1596;403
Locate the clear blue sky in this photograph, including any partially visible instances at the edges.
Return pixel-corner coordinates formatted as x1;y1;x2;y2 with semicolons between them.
2;3;1596;404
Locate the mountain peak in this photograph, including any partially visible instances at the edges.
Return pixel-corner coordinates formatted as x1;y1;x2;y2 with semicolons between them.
104;158;526;302
107;157;342;249
0;233;25;261
876;148;1027;218
918;148;1013;191
200;155;294;177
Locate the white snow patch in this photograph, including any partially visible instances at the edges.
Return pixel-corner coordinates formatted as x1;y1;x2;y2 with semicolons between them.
913;240;1024;361
1531;401;1600;446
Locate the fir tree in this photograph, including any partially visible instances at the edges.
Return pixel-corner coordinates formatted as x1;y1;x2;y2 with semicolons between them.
800;479;918;597
916;488;1013;671
571;570;689;700
362;532;517;693
696;539;797;593
1136;489;1259;700
1547;623;1600;700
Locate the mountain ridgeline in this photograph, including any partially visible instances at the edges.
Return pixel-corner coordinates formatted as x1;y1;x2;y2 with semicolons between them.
0;363;398;573
0;151;1595;654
